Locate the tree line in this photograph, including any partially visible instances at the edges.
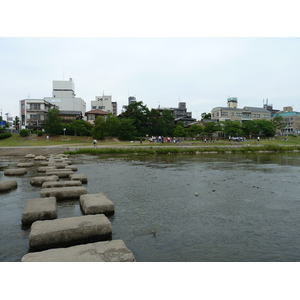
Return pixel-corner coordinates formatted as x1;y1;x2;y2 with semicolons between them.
40;101;284;140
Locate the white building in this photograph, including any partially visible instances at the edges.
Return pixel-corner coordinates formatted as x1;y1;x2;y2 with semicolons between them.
20;98;57;129
44;78;86;118
91;95;117;116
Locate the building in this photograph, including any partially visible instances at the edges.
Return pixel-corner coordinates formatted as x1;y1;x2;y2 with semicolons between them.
128;96;137;105
211;97;271;122
20;99;57;129
157;102;196;126
91;95;117;116
275;106;300;135
85;109;109;124
44;78;86;119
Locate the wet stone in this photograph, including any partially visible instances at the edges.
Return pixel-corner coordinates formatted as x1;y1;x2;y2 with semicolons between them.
28;214;112;251
22;197;57;226
80;193;115;216
22;240;135;262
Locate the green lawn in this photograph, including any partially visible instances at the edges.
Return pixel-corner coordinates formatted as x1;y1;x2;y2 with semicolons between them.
1;133;299;148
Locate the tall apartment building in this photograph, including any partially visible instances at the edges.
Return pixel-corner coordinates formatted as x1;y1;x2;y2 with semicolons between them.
211;97;271;122
128;96;137;105
44;78;86;120
91;95;117;116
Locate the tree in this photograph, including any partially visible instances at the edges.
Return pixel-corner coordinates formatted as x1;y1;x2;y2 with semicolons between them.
13;116;20;131
91;116;106;140
122;101;150;136
42;108;63;135
104;114;121;137
220;120;243;137
117;118;136;140
69;119;92;136
201;112;211;119
203;122;221;138
272;115;285;133
149;109;175;136
186;124;204;138
173;124;186;137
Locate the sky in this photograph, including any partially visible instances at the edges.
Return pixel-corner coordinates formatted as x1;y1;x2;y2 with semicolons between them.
1;36;300;121
1;1;300;122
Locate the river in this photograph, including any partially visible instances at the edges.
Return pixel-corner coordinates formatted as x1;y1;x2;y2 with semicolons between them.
0;152;300;262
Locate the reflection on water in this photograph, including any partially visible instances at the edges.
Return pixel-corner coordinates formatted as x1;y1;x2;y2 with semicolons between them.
1;152;300;261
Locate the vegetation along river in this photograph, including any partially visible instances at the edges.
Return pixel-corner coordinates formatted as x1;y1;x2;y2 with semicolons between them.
0;152;300;262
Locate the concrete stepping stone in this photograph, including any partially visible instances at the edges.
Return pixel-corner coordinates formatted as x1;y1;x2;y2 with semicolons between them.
21;197;57;226
69;173;88;183
17;162;34;167
37;166;57;173
65;165;77;171
0;179;18;192
28;214;112;251
42;180;82;188
45;169;74;178
80;193;114;215
22;240;135;262
34;155;47;160
30;175;59;186
4;168;27;176
25;154;36;158
40;186;87;200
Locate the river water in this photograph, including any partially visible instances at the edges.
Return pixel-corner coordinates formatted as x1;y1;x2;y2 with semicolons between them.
0;152;300;262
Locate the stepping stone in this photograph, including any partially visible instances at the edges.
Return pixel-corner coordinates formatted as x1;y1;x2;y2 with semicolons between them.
80;193;114;215
30;175;59;186
37;166;57;173
4;168;27;176
65;165;77;171
0;179;18;192
22;197;57;226
45;169;74;178
28;214;112;251
42;180;82;188
40;186;87;200
17;162;34;167
69;173;88;183
21;240;135;262
34;155;47;160
25;154;36;158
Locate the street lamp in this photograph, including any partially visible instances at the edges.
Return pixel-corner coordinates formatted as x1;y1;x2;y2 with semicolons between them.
63;128;66;135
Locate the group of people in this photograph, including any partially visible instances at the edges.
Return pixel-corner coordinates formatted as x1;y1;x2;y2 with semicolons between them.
149;136;180;143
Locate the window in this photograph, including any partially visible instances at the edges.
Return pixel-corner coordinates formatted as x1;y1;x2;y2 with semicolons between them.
98;106;105;109
221;112;228;116
252;114;260;118
231;112;234;116
92;106;97;109
263;115;270;118
29;103;40;110
236;113;242;117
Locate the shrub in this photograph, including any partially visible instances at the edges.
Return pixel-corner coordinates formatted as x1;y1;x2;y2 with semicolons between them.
36;130;43;136
20;129;30;137
0;133;12;140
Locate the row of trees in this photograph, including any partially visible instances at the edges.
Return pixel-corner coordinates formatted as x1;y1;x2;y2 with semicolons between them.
40;102;284;140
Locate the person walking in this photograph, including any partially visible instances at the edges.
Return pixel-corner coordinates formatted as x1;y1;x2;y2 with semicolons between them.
93;139;97;147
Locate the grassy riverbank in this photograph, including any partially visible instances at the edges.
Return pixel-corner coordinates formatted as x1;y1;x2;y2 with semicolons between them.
1;134;300;155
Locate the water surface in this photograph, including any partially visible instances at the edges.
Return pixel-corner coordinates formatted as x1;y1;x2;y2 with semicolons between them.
1;152;299;261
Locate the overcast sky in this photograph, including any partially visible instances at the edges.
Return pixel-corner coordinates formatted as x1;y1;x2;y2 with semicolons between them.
1;37;300;120
1;1;300;122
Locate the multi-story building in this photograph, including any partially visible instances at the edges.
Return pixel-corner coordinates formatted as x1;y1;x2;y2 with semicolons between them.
91;95;117;116
20;99;57;129
211;97;271;122
44;78;86;119
157;102;196;126
128;96;137;105
275;106;300;135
